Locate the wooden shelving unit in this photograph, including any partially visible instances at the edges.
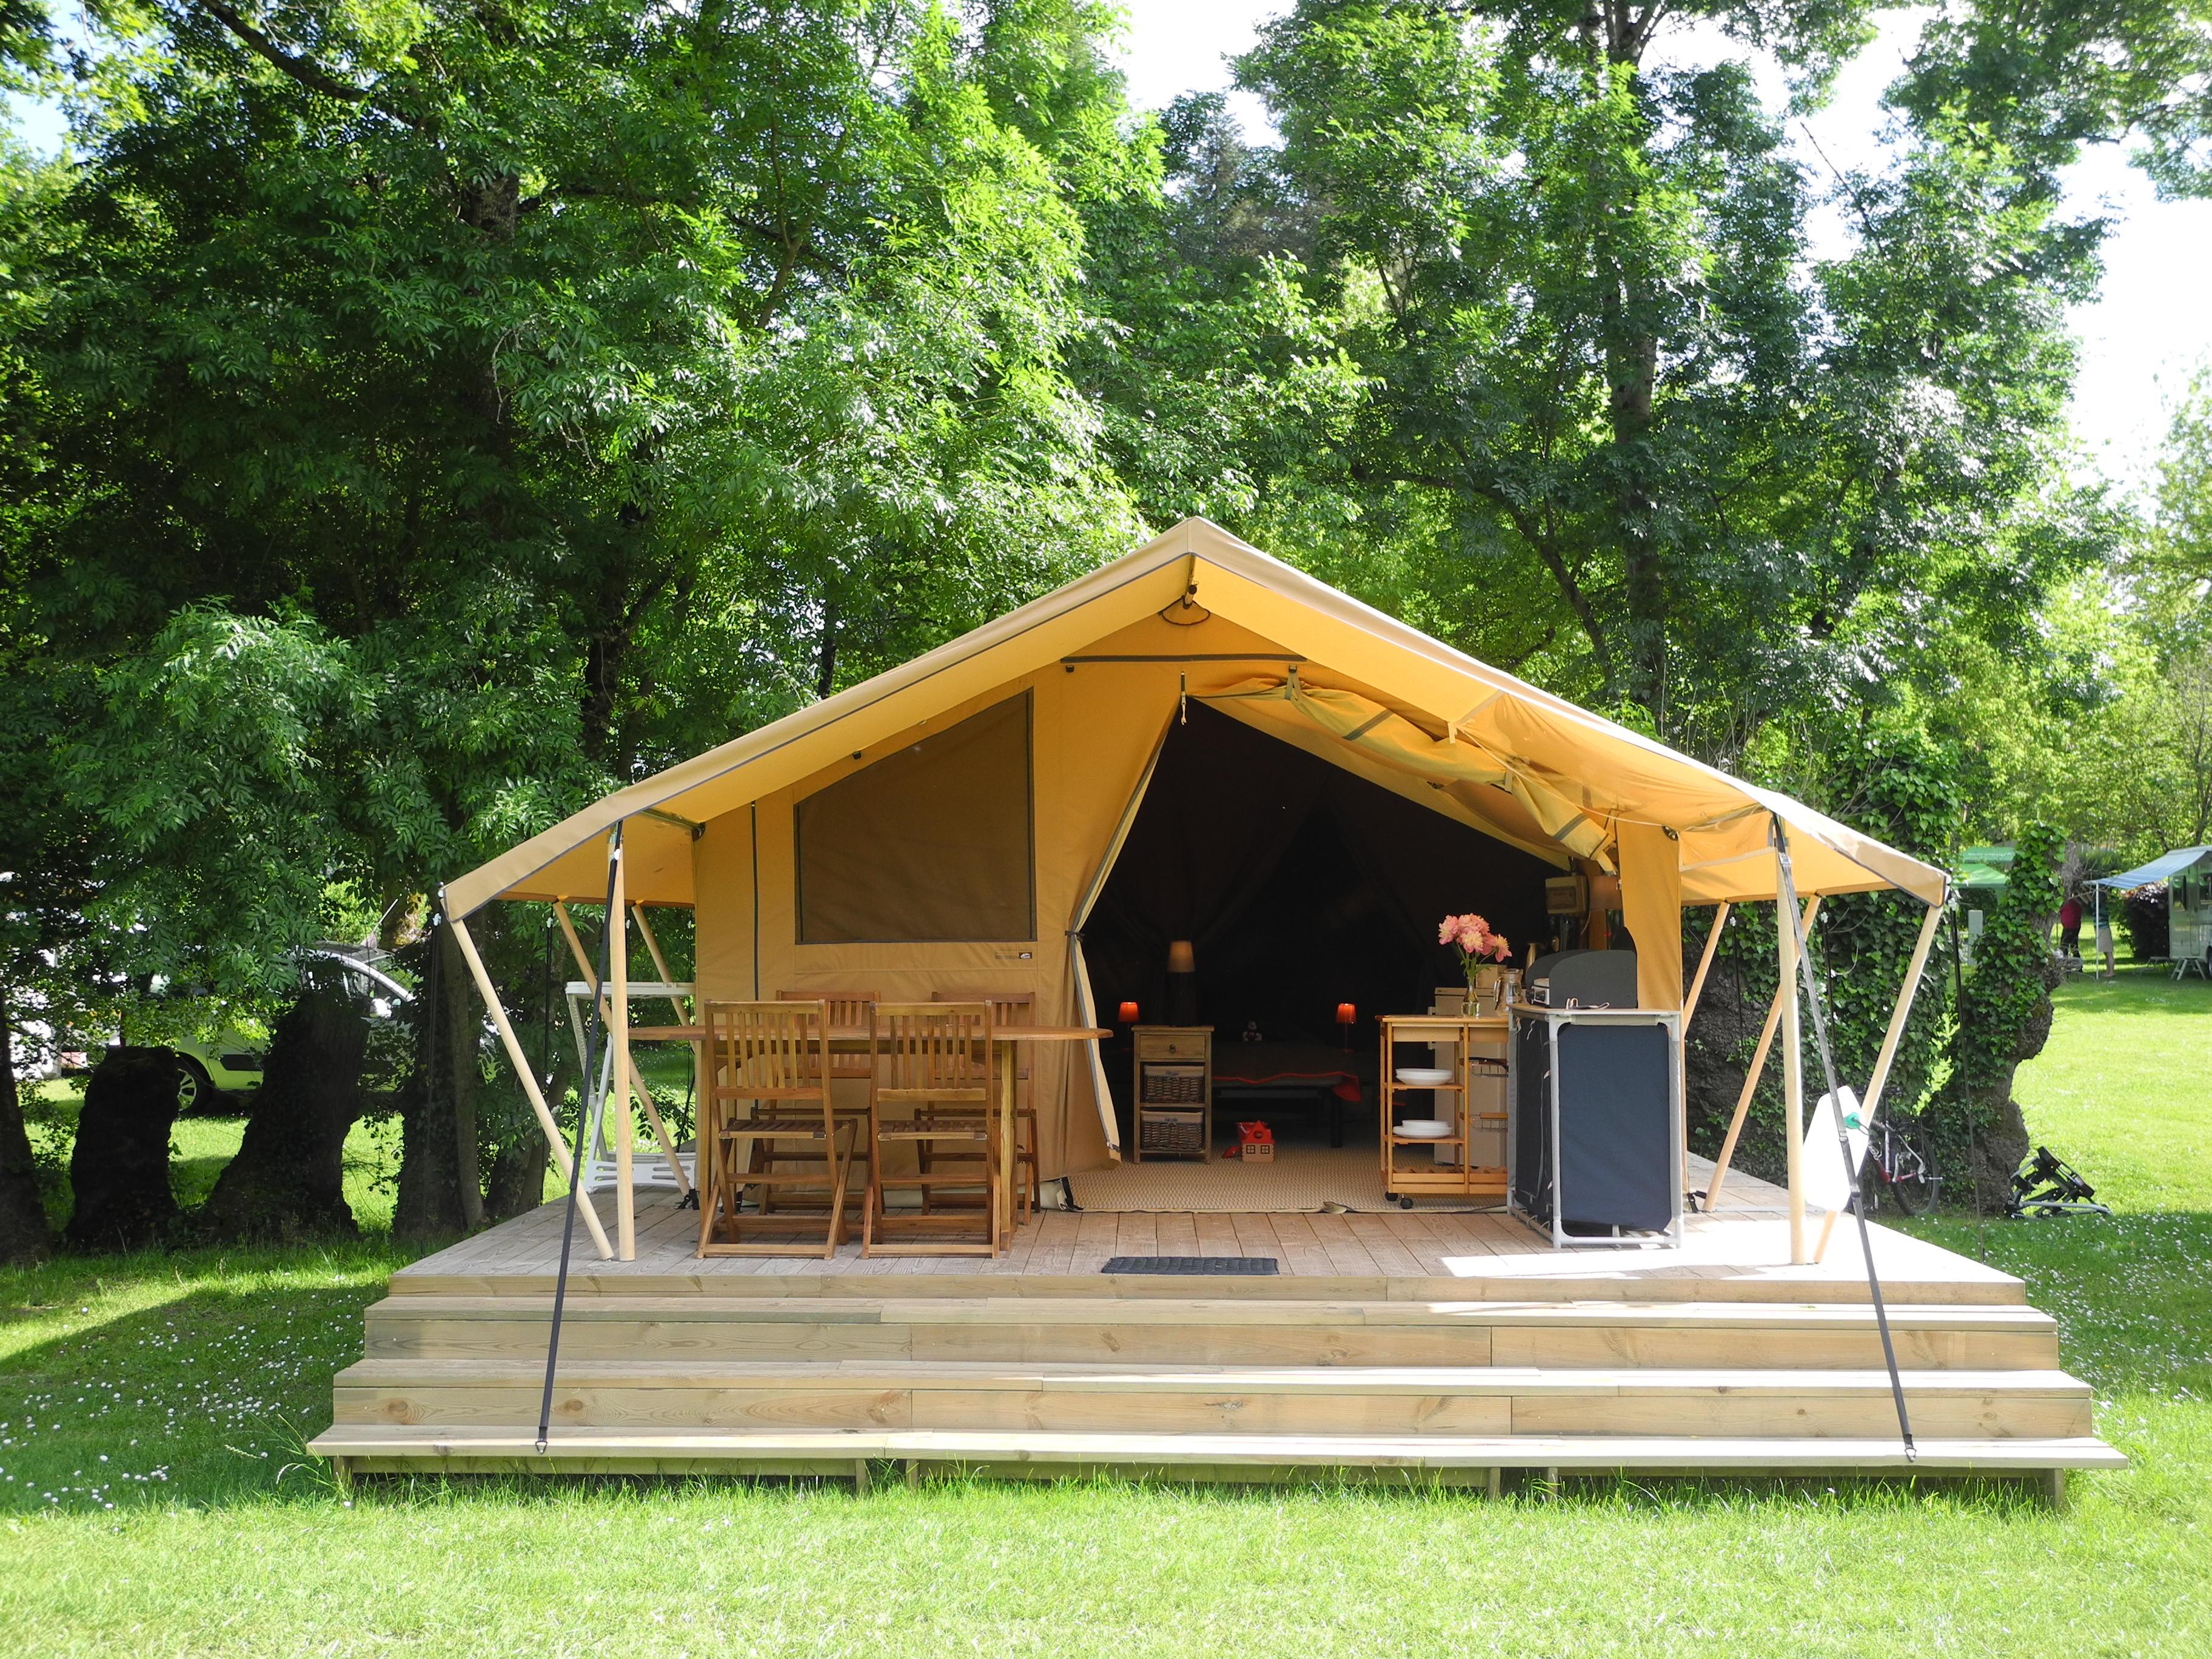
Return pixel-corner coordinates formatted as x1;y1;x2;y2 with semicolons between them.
1132;1025;1213;1161
1378;1013;1509;1205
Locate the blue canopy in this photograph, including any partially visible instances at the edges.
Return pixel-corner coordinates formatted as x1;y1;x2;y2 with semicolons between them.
2093;846;2212;889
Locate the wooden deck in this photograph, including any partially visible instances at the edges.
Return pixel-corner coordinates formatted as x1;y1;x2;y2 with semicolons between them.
380;1158;2023;1304
312;1164;2122;1489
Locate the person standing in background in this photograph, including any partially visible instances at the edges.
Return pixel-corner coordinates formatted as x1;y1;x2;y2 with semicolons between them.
2059;890;2084;961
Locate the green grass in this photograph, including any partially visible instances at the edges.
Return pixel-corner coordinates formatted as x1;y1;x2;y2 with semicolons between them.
1;973;2208;1657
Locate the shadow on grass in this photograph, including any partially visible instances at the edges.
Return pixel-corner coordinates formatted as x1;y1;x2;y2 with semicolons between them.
0;1239;423;1516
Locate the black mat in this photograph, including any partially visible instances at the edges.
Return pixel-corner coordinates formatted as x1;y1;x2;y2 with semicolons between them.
1100;1255;1280;1276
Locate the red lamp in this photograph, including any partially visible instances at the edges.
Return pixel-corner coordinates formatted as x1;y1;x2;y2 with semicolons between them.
1335;1002;1356;1051
1118;1000;1140;1026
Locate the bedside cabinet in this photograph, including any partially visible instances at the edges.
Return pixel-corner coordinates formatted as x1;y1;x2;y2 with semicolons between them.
1132;1025;1213;1161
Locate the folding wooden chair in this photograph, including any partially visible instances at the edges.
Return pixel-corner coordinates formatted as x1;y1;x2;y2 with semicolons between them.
864;1002;997;1256
697;1000;853;1258
934;989;1040;1223
777;988;878;1205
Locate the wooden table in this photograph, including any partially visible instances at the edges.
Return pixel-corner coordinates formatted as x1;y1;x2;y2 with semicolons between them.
1376;1013;1510;1205
635;1022;1108;1254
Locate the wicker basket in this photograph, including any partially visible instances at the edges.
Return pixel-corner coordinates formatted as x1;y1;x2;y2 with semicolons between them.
1139;1112;1205;1156
1141;1063;1207;1104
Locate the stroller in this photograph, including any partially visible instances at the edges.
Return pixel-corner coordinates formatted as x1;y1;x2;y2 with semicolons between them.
2008;1146;2113;1219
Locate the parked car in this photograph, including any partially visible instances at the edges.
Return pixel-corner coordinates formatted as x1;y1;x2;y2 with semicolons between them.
169;1031;267;1111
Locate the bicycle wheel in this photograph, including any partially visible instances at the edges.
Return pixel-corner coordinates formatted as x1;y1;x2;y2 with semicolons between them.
1888;1155;1939;1216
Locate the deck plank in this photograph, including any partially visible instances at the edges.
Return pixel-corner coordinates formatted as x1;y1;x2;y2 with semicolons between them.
1154;1213;1200;1258
1262;1212;1338;1278
1306;1212;1382;1276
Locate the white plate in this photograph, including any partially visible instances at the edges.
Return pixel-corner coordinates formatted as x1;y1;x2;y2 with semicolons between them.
1395;1119;1450;1138
1394;1068;1453;1086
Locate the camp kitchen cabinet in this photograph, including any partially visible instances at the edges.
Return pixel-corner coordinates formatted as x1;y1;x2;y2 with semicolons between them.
1507;1003;1684;1248
1133;1025;1213;1161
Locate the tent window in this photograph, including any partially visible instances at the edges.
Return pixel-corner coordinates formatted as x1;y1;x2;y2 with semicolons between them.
794;692;1036;943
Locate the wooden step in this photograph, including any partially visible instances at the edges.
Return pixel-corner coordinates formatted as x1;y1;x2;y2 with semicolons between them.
310;1421;2128;1478
362;1294;2062;1372
387;1269;2029;1306
332;1358;2095;1440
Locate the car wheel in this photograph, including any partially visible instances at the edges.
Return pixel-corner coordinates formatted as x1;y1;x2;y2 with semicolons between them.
175;1056;214;1114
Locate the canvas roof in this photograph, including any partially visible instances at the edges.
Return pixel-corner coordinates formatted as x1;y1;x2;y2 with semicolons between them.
445;518;1949;916
2093;846;2212;890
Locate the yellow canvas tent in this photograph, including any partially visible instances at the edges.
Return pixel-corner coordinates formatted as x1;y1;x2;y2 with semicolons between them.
445;517;1948;1263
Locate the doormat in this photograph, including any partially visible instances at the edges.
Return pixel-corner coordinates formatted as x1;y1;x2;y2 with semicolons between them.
1100;1255;1280;1276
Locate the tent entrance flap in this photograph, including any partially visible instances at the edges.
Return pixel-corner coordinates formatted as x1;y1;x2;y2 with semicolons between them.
1067;711;1176;1160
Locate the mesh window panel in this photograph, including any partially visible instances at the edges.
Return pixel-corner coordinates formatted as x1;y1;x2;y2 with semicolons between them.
795;692;1035;943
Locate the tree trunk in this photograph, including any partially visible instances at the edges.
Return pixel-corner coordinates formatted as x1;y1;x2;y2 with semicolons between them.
484;1132;549;1222
198;975;369;1242
63;1047;181;1252
0;989;54;1264
1960;960;2059;1209
393;923;485;1241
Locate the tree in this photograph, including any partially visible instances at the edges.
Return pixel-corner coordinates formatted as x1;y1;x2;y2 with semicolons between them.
1212;2;2109;757
12;0;1144;1237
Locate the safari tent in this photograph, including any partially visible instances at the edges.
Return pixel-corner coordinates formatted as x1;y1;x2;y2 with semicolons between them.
321;519;2117;1490
443;517;1949;1263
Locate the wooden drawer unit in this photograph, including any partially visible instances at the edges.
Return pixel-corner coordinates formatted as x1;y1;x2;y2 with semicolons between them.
1132;1025;1213;1161
1136;1030;1209;1062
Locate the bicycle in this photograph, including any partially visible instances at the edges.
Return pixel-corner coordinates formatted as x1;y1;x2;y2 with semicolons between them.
1860;1113;1940;1216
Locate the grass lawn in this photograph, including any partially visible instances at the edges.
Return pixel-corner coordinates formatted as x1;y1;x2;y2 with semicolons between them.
1;972;2207;1657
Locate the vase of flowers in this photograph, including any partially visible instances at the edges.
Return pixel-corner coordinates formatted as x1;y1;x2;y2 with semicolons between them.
1439;913;1512;999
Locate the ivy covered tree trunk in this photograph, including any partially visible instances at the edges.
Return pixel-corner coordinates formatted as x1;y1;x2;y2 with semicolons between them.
63;1047;181;1251
1957;825;2065;1208
393;923;484;1242
0;991;54;1264
198;973;369;1242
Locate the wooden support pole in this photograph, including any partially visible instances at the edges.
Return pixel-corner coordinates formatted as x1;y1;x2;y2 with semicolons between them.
558;899;691;1198
1681;902;1731;1031
1857;901;1946;1131
631;905;691;1020
609;831;634;1259
619;907;692;1196
1814;900;1946;1263
1779;883;1808;1265
1704;896;1818;1208
552;900;594;988
1680;900;1731;1204
626;1068;693;1198
448;914;613;1259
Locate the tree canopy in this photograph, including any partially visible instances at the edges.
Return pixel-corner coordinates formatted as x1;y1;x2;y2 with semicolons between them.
3;0;2208;1248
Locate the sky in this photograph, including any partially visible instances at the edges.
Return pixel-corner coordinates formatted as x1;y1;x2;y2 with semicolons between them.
1116;1;2212;499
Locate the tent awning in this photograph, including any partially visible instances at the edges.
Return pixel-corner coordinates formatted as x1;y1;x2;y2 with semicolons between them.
2093;846;2212;889
444;518;1949;915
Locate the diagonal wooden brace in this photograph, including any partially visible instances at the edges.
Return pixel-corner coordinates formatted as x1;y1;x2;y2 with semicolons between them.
448;914;614;1259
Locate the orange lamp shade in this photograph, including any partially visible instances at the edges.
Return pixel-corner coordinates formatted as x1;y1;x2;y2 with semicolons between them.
1335;1002;1357;1026
1167;939;1196;975
1118;1001;1140;1025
